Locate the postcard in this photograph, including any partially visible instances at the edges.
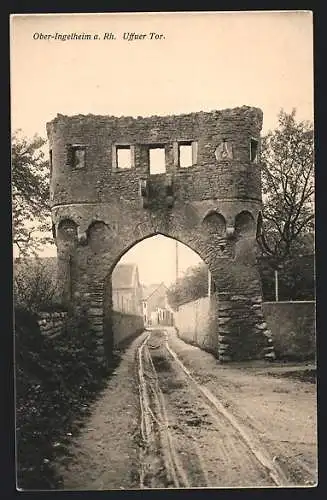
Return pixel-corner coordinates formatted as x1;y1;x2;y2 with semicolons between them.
11;11;316;491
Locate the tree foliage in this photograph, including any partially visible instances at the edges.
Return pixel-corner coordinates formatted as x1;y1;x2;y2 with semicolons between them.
259;109;314;268
258;253;315;301
167;263;209;309
12;130;53;257
14;258;61;313
167;252;314;308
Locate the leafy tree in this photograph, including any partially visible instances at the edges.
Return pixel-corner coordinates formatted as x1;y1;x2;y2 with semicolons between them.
257;109;315;300
259;252;315;301
14;257;61;313
167;263;209;309
258;109;314;268
12;130;53;257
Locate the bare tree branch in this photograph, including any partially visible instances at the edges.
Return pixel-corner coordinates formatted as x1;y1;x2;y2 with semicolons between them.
258;109;314;267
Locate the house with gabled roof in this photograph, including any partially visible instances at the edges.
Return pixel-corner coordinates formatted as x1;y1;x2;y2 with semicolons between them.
141;282;174;326
111;263;143;316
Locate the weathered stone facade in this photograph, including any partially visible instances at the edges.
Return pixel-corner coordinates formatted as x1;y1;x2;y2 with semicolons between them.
47;105;275;361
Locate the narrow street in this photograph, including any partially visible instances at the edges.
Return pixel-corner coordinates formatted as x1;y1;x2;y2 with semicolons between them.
56;328;317;490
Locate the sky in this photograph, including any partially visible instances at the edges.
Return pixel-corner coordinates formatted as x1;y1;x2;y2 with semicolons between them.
118;235;202;287
10;11;314;285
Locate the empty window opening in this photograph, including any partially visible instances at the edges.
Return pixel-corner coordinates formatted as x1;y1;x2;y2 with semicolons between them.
179;143;193;168
149;147;166;174
73;148;86;169
117;146;132;169
175;140;197;167
250;139;259;163
67;145;86;169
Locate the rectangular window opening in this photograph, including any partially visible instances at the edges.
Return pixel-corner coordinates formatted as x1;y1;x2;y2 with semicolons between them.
73;148;86;169
250;138;259;163
116;146;132;169
179;143;193;168
67;144;86;169
149;147;166;174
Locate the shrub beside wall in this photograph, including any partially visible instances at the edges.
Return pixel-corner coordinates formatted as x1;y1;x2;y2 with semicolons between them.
15;304;144;489
15;306;109;490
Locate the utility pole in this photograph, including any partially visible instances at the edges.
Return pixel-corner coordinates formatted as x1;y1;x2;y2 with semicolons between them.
274;269;279;302
175;240;179;283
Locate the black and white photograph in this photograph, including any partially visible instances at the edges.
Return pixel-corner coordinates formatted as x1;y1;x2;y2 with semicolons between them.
11;11;316;490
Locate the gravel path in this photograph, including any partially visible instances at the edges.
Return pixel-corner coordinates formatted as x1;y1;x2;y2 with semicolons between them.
145;330;276;488
166;328;317;486
56;331;148;490
55;327;317;489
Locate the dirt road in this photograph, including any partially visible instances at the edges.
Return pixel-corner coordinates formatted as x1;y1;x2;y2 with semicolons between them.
55;328;317;489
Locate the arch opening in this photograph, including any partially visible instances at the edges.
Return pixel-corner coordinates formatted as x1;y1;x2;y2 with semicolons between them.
101;233;215;353
110;231;215;277
57;218;78;240
235;210;256;237
202;211;226;235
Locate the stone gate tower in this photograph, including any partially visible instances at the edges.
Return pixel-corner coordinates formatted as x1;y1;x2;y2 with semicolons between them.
47;106;275;362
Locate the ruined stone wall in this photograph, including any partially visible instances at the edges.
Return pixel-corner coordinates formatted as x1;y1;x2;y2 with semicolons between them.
37;311;68;338
47;107;262;208
47;106;275;361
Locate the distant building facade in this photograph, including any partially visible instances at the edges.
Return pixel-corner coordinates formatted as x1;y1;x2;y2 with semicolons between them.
112;263;143;315
141;282;174;326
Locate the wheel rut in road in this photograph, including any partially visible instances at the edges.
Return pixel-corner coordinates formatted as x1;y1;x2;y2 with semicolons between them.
137;328;286;488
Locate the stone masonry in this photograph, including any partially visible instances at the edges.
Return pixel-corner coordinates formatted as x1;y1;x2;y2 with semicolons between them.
46;106;275;362
37;311;68;339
